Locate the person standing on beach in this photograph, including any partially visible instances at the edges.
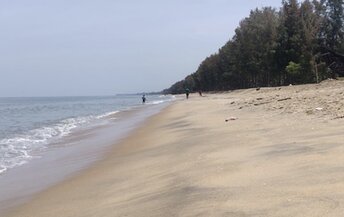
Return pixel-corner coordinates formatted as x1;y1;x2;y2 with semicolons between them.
142;94;146;103
185;88;190;99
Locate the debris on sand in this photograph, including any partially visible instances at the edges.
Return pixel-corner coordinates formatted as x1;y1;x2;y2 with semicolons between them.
228;80;344;119
225;117;238;122
277;97;292;102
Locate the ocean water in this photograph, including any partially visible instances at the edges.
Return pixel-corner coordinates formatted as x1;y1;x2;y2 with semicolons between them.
0;94;173;175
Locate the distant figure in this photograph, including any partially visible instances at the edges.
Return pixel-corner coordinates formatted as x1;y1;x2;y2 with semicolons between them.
185;88;190;99
198;90;202;96
142;94;146;103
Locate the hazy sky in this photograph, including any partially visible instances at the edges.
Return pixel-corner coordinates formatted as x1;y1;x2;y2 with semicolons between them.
0;0;282;97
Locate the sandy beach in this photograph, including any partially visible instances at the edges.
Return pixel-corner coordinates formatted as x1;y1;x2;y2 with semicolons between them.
4;80;344;217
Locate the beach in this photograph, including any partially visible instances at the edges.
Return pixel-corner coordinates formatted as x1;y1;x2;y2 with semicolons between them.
4;80;344;217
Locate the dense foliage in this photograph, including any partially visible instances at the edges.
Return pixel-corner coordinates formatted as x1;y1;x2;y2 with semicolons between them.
164;0;344;94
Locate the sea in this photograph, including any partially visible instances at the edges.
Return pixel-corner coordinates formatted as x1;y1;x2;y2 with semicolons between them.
0;94;174;213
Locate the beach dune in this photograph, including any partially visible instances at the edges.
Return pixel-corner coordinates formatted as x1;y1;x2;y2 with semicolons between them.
5;80;344;217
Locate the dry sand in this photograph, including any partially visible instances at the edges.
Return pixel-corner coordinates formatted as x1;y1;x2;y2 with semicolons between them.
4;79;344;217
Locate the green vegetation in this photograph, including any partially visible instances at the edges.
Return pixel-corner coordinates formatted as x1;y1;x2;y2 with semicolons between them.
164;0;344;94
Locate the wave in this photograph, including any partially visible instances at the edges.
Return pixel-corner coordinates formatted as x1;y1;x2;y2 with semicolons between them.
0;95;173;175
146;96;176;105
0;110;119;175
147;100;165;105
96;111;119;119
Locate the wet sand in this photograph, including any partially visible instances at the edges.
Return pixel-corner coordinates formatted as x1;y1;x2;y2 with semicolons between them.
4;80;344;217
0;104;168;215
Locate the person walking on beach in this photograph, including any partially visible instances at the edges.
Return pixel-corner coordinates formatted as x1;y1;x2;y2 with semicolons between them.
185;88;190;99
142;94;146;103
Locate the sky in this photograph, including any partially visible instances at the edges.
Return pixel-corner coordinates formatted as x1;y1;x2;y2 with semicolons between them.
0;0;282;97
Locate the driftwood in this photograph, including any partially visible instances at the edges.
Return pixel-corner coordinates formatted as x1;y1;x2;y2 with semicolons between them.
254;101;271;106
277;97;292;102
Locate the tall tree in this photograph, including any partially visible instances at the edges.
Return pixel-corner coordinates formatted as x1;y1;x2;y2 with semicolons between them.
231;7;279;87
164;0;343;94
324;0;344;51
275;0;304;84
300;0;322;82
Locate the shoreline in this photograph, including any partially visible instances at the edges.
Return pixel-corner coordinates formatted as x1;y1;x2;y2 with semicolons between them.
0;102;171;216
4;80;344;216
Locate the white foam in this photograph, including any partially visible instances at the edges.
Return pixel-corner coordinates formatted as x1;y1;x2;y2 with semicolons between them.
96;111;119;119
0;167;6;173
147;100;165;105
0;97;173;175
0;115;99;174
146;95;175;105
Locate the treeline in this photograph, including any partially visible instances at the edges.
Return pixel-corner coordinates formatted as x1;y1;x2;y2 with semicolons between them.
164;0;344;94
